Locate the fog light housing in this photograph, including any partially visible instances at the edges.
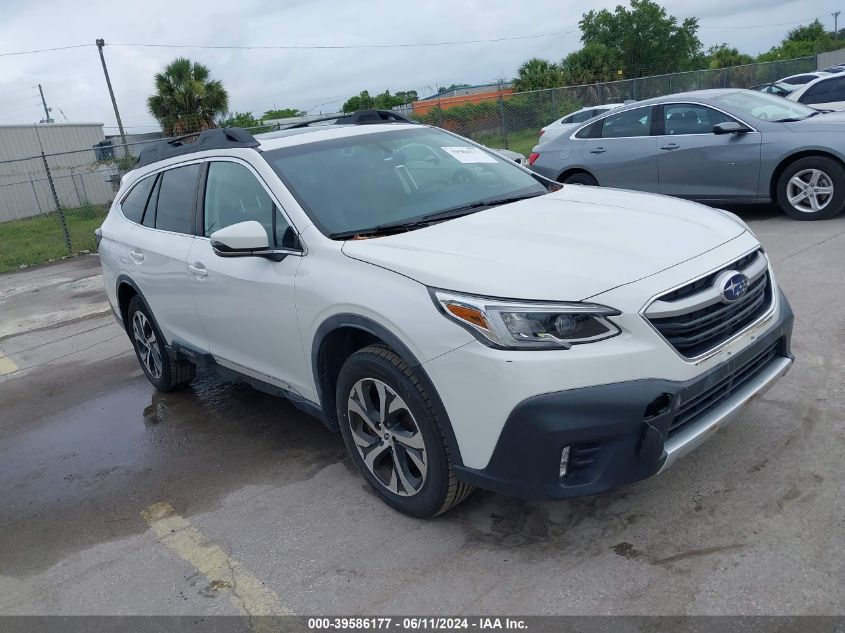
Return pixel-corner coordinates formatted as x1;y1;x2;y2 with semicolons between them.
559;446;571;478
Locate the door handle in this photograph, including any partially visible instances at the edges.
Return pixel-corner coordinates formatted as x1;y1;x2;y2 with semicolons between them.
589;147;607;154
660;143;680;151
129;249;144;262
187;262;208;278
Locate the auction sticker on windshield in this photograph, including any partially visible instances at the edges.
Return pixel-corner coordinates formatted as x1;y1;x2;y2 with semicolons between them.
441;146;498;164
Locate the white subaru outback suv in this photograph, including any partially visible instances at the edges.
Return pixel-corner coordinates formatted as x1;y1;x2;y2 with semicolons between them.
98;110;794;518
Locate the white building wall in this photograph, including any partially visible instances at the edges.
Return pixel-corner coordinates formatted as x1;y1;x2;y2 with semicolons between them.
0;123;117;222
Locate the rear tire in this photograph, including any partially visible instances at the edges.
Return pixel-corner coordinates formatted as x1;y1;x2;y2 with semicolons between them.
127;296;195;392
336;344;474;518
562;172;598;186
776;156;845;220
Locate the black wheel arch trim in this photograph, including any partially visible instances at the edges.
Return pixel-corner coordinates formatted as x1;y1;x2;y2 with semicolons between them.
115;274;155;335
311;313;464;467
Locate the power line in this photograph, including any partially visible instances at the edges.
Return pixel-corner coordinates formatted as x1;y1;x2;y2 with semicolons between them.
0;43;91;57
108;31;577;51
0;15;825;59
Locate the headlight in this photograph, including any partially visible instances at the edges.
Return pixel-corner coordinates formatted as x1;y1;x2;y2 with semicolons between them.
432;289;621;350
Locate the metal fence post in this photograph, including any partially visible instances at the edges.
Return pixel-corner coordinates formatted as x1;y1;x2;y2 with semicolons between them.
29;175;43;214
41;152;72;255
498;94;508;149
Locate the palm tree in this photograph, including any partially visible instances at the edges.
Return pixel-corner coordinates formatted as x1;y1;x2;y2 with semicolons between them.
513;58;563;92
147;58;229;136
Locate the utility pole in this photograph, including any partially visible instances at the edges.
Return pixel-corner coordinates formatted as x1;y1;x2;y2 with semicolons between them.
834;11;841;39
96;38;130;158
37;84;53;123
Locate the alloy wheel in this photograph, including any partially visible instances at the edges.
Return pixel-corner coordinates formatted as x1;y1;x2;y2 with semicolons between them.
132;311;163;379
787;169;834;213
347;378;427;496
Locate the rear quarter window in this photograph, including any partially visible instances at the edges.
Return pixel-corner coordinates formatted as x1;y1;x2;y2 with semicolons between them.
120;176;155;224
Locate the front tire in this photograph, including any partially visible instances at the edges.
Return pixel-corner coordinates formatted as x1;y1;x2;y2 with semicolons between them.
776;157;845;220
562;172;598;186
336;344;474;518
127;296;195;392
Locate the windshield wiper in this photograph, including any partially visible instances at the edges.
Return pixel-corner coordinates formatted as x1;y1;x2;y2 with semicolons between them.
773;110;822;123
329;192;545;239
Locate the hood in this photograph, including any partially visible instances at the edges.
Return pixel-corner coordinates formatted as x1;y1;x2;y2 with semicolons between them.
783;111;845;132
342;187;746;301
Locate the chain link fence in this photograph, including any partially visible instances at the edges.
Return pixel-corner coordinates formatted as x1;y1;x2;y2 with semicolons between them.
411;56;818;157
0;56;819;272
0;127;288;272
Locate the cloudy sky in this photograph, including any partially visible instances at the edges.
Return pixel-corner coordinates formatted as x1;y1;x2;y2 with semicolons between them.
0;0;837;133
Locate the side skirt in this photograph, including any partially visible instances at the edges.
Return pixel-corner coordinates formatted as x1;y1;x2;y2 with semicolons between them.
167;342;327;426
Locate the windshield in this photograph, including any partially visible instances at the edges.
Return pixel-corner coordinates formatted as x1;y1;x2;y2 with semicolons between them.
712;90;817;122
263;127;547;237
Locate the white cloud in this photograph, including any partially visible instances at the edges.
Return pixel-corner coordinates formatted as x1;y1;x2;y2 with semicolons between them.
0;0;835;130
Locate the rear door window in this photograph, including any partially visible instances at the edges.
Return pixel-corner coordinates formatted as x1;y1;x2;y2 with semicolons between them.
120;176;155;224
600;107;653;138
152;164;200;234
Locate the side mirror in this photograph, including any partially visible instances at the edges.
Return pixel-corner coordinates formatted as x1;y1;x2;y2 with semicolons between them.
210;221;269;255
713;121;751;135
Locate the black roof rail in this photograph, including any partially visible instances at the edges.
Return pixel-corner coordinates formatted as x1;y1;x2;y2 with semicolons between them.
283;109;418;130
135;127;260;168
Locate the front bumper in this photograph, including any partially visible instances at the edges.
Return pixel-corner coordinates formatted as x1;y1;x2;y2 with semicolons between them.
453;290;794;500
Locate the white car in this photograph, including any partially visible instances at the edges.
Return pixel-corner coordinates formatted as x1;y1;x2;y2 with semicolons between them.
539;104;625;144
778;71;830;87
97;111;794;517
788;73;845;111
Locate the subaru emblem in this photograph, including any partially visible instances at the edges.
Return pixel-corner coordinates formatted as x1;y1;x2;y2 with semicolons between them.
715;270;749;303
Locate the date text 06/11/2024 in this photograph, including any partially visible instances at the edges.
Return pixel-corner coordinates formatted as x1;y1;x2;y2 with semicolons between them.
307;617;528;630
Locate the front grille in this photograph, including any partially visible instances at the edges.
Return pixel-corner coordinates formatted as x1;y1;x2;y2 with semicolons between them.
647;251;773;358
669;341;780;435
658;250;760;303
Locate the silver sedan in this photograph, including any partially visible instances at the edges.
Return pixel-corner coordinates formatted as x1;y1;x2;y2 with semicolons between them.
528;89;845;220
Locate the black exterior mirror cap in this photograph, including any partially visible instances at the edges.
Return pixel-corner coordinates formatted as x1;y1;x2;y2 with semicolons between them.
713;122;752;135
211;244;302;262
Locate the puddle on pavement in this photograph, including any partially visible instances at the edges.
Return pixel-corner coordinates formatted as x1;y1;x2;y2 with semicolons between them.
0;367;346;575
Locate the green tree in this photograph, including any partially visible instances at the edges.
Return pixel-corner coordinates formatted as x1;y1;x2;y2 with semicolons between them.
560;43;623;85
513;58;563;91
147;58;229;135
263;108;306;119
342;89;417;113
705;44;754;69
757;20;838;61
219;111;261;128
579;0;702;76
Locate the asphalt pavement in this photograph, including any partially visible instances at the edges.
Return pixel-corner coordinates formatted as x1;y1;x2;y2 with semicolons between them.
0;205;842;616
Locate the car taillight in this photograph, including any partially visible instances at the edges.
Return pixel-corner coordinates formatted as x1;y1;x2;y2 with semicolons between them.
528;152;540;166
539;129;545;137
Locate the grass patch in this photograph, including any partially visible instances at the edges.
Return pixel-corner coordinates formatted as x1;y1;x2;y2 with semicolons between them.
474;128;541;160
0;205;108;272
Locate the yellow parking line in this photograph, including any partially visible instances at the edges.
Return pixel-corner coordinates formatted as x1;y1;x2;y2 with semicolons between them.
0;349;18;376
142;502;293;627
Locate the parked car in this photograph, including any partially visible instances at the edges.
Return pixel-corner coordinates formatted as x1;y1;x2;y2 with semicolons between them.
528;89;845;220
778;71;830;87
539;104;625;144
787;73;845;111
751;82;797;97
97;110;794;517
819;65;845;74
